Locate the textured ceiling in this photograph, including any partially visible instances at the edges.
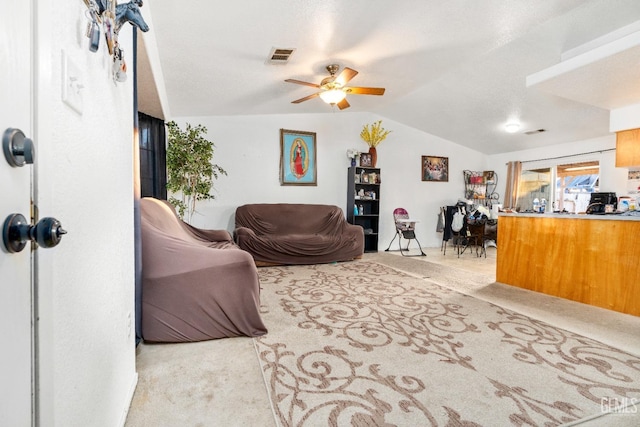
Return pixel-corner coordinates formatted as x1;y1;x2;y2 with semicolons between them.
137;0;640;155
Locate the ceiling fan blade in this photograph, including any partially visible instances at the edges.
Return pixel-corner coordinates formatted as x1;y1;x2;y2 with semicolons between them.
285;79;320;88
337;98;350;110
345;87;385;96
334;67;358;87
291;92;320;104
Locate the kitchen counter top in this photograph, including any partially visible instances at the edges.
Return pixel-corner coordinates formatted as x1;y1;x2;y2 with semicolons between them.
498;212;640;221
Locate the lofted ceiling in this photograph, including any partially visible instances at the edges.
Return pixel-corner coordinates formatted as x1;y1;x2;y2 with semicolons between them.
137;0;640;155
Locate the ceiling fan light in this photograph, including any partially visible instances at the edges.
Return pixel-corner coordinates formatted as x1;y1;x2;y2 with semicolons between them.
319;88;346;104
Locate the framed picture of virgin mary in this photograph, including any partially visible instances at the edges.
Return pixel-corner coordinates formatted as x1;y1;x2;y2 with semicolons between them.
280;129;317;186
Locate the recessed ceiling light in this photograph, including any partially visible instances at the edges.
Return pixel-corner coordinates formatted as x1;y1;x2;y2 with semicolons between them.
505;123;520;133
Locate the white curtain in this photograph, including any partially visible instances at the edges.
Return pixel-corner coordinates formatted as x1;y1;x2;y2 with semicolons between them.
504;161;522;209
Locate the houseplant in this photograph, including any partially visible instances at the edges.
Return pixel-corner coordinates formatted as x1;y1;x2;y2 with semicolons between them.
360;120;391;167
166;121;227;222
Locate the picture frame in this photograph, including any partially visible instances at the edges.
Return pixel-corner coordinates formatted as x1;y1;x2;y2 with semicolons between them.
280;129;317;186
360;153;372;167
483;170;495;184
422;155;449;182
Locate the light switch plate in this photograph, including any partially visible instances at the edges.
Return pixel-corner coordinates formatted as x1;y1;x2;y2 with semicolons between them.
61;50;83;114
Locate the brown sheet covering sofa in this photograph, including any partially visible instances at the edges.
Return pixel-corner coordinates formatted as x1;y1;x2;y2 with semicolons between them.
234;203;364;265
140;197;267;342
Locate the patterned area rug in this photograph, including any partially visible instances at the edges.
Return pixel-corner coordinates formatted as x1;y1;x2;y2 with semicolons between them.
254;261;640;427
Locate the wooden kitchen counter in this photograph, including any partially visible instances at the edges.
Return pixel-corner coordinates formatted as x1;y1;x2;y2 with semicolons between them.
497;213;640;316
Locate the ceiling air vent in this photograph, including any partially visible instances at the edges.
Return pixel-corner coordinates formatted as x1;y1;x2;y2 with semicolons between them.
266;48;296;65
524;129;546;135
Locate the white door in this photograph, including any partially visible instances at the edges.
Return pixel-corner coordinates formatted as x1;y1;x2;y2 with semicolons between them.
0;1;35;425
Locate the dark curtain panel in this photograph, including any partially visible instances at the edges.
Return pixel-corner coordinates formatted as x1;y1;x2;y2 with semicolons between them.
138;112;167;200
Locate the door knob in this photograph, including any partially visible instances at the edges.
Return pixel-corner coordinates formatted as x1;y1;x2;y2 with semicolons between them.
3;128;35;167
2;213;67;253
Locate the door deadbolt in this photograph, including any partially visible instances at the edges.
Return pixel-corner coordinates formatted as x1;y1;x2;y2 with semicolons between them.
3;128;35;167
2;214;67;253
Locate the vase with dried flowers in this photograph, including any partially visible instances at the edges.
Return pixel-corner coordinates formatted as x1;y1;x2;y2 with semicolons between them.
360;120;391;167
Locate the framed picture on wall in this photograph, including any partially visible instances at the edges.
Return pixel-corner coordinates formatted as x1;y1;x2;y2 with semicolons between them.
360;153;372;167
421;155;449;182
279;129;317;186
483;170;495;184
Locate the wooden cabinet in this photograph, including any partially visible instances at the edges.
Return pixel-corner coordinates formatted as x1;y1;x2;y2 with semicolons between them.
616;128;640;167
347;166;380;252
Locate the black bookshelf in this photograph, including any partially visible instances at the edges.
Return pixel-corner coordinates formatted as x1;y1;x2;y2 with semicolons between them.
347;166;381;252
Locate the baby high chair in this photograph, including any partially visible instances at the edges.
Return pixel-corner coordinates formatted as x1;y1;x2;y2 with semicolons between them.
384;208;426;256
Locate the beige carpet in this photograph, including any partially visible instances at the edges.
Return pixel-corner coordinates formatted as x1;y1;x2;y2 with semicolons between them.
254;260;640;426
126;251;640;427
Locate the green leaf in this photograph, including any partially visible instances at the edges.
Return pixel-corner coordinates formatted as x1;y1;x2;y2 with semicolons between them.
166;121;227;222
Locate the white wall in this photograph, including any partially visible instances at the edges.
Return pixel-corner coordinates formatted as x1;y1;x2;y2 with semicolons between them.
486;134;629;211
610;102;640;132
172;112;485;248
36;1;137;426
174;113;633;249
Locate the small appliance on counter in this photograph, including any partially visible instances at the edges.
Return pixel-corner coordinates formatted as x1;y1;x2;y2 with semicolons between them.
618;196;638;212
586;192;617;214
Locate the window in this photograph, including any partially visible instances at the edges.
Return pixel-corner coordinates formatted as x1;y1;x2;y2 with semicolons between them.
518;160;599;213
138;112;167;199
518;167;551;211
556;161;599;213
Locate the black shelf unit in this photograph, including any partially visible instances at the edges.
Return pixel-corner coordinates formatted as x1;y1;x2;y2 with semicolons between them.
347;166;381;252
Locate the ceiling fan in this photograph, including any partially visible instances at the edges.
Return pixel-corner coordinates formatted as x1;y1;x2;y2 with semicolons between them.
285;64;385;110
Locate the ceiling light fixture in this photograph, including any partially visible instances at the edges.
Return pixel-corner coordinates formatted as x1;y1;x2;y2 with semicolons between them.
319;88;346;105
505;122;520;133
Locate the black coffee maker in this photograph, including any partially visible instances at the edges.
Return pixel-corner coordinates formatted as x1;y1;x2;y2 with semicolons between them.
586;192;617;214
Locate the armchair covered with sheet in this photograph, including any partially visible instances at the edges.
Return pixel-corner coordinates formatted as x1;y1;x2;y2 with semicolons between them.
140;197;267;342
234;203;364;266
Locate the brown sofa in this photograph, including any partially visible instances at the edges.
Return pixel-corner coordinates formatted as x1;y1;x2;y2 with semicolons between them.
140;197;267;342
234;203;364;266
